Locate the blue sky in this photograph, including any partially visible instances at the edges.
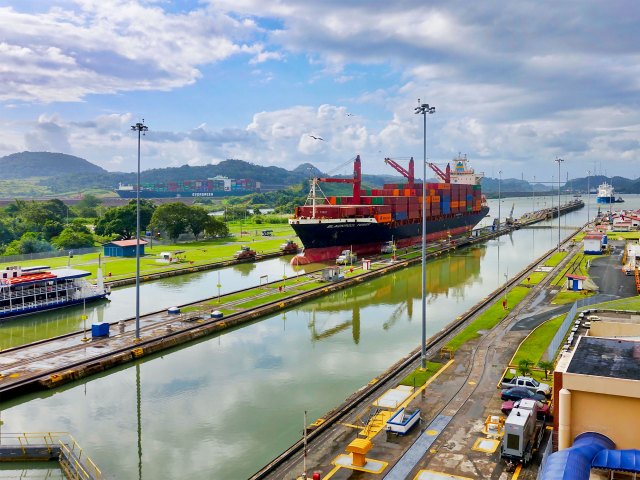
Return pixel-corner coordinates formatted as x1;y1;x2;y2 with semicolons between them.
1;1;639;183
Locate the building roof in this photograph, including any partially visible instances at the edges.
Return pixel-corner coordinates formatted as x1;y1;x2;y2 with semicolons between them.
584;234;604;240
107;239;148;247
566;337;640;380
565;274;587;280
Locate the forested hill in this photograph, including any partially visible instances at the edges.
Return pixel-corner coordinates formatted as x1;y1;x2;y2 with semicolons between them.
133;159;311;186
0;151;108;179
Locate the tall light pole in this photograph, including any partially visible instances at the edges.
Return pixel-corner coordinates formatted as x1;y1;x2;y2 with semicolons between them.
555;158;564;251
532;175;535;213
587;170;591;226
131;120;148;341
415;100;435;370
498;170;502;227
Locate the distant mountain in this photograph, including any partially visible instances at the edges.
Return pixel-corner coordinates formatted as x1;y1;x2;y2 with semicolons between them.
0;151;107;179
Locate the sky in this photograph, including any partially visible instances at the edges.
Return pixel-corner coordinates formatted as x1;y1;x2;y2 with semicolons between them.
1;1;639;182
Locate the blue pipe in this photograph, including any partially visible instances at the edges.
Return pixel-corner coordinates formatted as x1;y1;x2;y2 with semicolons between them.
539;431;615;480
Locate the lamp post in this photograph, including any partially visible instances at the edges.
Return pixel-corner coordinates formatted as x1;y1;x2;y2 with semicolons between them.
587;170;590;226
555;158;564;251
532;175;535;213
414;100;435;370
498;170;502;227
131;120;148;341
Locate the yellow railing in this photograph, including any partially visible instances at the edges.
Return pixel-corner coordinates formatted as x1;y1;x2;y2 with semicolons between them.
58;435;102;479
0;431;66;454
0;432;101;479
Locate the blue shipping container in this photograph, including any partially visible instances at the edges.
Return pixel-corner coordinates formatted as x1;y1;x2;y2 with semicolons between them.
393;211;409;220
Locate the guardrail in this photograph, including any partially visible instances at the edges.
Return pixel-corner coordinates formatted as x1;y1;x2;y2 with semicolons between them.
0;432;101;479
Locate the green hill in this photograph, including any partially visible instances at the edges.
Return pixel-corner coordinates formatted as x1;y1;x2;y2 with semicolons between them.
0;152;107;179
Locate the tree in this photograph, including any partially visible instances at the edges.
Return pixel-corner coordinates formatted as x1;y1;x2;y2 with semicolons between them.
185;205;210;241
150;202;192;242
42;220;64;240
94;200;155;239
518;359;533;376
3;232;53;255
75;194;102;218
537;360;554;380
205;216;229;238
52;228;95;250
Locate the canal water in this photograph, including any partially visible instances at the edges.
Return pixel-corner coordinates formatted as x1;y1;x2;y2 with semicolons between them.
1;196;636;479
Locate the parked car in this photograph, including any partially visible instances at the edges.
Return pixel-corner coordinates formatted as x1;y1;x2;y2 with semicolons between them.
500;387;547;403
500;375;551;397
501;399;551;420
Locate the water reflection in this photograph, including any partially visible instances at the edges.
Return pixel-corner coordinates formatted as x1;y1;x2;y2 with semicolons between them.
301;245;485;344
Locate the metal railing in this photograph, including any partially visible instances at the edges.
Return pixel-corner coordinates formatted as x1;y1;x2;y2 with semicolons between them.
0;247;99;265
0;431;65;454
58;435;102;480
0;432;101;480
544;296;602;361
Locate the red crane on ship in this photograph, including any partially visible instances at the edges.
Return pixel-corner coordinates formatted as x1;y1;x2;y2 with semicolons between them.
384;157;415;188
316;155;362;204
428;162;451;183
385;157;451;185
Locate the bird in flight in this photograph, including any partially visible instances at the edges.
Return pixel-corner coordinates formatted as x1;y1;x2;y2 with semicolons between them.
309;135;324;141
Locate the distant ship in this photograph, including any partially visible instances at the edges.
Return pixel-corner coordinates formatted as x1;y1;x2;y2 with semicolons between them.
115;176;260;198
0;266;109;321
596;182;624;203
289;155;489;264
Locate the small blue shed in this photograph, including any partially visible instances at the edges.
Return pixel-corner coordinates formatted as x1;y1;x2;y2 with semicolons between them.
103;239;148;257
565;273;586;291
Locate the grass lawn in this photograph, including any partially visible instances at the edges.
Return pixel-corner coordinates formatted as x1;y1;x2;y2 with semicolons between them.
551;290;595;305
520;271;546;286
512;314;565;367
445;286;530;351
399;361;443;388
586;295;640;311
0;221;299;281
605;232;640;240
544;251;568;267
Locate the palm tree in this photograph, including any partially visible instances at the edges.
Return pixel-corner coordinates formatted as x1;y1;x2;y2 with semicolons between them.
518;359;533;376
538;360;555;380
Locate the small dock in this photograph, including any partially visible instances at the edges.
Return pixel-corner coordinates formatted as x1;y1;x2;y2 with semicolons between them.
0;433;101;480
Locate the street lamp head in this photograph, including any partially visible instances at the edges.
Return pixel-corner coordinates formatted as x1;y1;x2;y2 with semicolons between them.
131;122;149;133
414;103;436;115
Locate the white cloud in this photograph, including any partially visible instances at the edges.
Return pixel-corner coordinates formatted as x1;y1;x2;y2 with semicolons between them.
0;2;274;102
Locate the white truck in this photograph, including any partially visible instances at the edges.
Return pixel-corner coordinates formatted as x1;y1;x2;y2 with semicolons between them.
500;398;545;467
336;249;357;265
501;375;551;398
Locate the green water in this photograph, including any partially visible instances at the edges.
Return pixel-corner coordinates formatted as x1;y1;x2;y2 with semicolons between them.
0;196;621;479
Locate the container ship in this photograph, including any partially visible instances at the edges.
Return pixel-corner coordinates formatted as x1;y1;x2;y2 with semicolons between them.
0;265;110;321
115;176;260;198
289;155;489;264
